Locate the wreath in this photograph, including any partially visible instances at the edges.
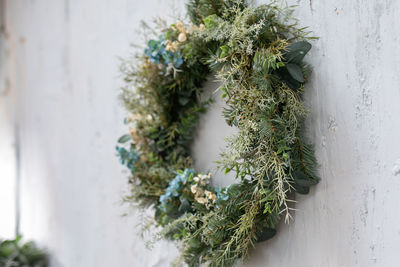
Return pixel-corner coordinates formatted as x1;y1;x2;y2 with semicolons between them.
116;1;319;266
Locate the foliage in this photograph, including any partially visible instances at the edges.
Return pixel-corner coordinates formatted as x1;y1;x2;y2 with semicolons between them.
118;19;211;206
117;0;319;266
156;169;221;228
144;36;184;68
0;235;48;267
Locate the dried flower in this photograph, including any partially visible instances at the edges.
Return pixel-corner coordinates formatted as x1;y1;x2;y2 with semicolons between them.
198;174;207;180
129;128;138;140
127;114;143;122
165;40;179;52
140;154;148;162
176;20;185;33
196;197;208;204
210;194;217;202
178;32;187;42
191;184;198;194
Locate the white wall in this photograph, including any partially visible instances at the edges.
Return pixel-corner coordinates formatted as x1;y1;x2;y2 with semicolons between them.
0;0;16;239
3;0;400;266
3;0;184;266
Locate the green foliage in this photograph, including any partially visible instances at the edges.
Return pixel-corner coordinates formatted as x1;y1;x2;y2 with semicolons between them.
117;0;319;266
118;18;211;206
156;169;220;228
186;0;242;25
0;236;48;267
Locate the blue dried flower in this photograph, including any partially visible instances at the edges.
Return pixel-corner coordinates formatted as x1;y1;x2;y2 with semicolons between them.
144;35;183;68
116;145;139;172
158;168;195;212
215;187;229;201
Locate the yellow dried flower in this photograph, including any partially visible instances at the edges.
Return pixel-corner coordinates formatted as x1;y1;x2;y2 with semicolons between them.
176;20;185;33
129;127;147;145
128;114;143;122
166;41;179;52
129;128;137;140
140;154;148;162
210;193;217;202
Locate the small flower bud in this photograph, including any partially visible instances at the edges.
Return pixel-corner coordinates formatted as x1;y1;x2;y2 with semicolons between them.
176;20;185;33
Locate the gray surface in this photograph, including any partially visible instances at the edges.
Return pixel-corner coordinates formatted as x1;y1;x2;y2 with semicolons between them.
2;0;400;266
0;0;16;238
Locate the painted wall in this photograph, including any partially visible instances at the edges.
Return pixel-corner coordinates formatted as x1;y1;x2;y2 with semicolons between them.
2;0;400;266
0;0;16;239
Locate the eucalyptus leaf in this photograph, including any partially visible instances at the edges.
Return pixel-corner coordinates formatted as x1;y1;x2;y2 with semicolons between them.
295;178;319;187
117;134;131;144
256;228;277;242
293;171;319;187
179;97;190;106
276;67;302;90
284;41;312;64
286;64;304;83
294;184;310;195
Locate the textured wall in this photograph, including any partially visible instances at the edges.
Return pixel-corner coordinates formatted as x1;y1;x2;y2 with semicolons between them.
0;0;16;238
3;1;184;266
3;0;400;266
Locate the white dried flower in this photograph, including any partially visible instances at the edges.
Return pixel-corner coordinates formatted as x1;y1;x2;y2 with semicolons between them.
178;32;187;42
196;197;208;204
191;184;198;194
198;174;207;180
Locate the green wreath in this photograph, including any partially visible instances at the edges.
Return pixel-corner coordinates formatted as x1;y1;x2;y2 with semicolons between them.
116;1;319;266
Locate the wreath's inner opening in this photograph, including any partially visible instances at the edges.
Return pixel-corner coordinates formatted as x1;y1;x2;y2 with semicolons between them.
191;78;237;188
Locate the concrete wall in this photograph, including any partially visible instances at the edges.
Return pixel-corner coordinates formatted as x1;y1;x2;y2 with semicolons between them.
2;0;400;266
